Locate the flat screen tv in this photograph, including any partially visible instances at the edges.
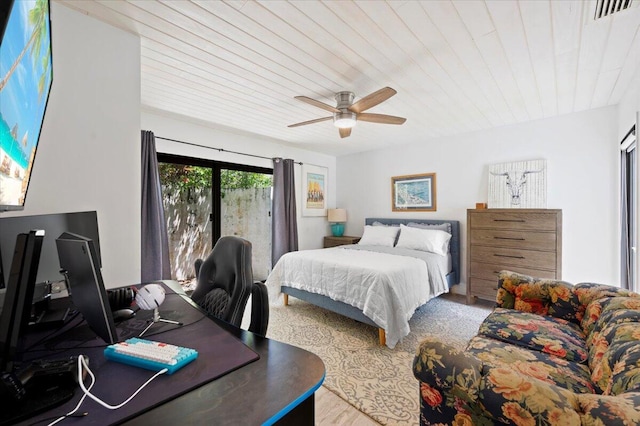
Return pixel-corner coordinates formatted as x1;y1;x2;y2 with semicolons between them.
0;0;53;211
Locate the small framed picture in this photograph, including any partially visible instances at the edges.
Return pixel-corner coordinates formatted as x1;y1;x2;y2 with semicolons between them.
391;173;436;212
301;164;327;216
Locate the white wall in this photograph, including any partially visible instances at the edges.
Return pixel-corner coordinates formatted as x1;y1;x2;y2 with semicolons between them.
617;63;640;139
337;107;619;294
141;111;337;251
1;4;141;288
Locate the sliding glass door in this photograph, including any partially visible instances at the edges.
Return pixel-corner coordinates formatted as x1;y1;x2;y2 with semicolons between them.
157;154;272;289
218;168;273;281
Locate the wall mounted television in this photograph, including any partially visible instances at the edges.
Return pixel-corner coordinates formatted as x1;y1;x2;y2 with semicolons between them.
0;0;53;211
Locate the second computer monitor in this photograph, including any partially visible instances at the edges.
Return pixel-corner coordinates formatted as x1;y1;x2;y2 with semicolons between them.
55;232;118;345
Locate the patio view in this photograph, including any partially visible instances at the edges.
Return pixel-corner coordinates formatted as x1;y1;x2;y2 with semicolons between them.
158;161;272;291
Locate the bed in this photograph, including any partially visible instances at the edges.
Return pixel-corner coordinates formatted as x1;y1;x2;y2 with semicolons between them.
266;218;460;348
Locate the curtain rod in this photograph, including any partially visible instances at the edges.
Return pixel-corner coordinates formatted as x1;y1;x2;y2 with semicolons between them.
155;135;304;165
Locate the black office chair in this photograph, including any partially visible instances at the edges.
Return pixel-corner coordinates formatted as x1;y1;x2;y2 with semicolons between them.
192;236;269;336
249;281;269;336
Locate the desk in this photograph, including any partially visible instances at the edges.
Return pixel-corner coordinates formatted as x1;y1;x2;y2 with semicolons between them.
18;281;325;425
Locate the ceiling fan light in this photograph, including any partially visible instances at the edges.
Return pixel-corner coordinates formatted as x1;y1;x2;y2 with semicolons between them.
333;112;357;128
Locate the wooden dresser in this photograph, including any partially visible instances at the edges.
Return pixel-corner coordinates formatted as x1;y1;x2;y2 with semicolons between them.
323;236;361;248
467;209;562;303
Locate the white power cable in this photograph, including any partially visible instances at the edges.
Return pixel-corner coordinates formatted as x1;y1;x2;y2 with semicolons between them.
47;355;167;425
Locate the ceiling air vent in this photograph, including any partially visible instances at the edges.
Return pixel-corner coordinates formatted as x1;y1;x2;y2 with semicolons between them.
594;0;634;20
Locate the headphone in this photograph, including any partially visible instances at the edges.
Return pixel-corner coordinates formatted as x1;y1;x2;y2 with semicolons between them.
107;287;136;311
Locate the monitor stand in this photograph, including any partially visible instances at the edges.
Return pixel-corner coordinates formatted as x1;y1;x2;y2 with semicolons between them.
29;307;71;331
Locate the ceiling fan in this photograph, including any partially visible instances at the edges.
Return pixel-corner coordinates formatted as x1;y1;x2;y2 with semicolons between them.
288;87;407;138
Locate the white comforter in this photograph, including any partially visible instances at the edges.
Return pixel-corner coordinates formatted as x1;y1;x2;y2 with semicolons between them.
265;245;449;348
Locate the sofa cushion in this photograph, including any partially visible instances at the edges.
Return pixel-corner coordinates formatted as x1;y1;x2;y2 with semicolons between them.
547;285;583;324
577;392;640;425
577;283;640;334
608;341;640;396
592;338;640;396
574;282;640;306
468;336;595;395
587;297;640;347
478;308;588;363
586;300;640;395
480;367;582;426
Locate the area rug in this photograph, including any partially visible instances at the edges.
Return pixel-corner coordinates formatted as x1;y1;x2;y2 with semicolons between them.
265;294;492;425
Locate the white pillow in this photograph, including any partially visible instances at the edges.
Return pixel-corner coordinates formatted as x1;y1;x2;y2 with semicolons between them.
358;225;399;247
395;224;451;256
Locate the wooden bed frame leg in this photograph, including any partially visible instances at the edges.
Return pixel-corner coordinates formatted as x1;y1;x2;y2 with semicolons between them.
378;328;386;346
283;293;289;306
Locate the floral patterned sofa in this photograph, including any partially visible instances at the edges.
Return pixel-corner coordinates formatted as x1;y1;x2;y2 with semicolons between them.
413;270;640;425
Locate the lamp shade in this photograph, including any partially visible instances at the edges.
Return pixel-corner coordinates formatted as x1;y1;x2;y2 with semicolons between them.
328;208;347;223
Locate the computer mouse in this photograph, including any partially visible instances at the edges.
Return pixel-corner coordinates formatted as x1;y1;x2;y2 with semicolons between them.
112;308;135;322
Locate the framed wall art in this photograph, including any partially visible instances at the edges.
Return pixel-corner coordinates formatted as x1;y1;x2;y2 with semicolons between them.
391;173;436;212
301;164;327;216
488;159;546;208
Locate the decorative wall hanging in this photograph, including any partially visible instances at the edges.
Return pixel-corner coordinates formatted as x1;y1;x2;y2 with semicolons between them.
391;173;436;212
301;164;327;216
488;159;546;208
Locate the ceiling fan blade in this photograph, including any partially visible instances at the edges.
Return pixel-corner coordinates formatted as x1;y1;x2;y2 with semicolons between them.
339;127;352;138
288;116;333;128
348;87;397;113
357;113;406;125
294;96;340;113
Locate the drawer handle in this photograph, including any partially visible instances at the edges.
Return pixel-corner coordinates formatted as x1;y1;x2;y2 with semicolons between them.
494;254;525;259
493;219;526;222
493;236;525;241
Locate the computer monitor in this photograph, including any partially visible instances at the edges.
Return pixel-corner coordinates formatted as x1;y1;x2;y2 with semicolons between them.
55;232;118;345
0;211;100;290
0;230;44;373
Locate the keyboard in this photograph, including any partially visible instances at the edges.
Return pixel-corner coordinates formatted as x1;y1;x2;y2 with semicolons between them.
104;338;198;375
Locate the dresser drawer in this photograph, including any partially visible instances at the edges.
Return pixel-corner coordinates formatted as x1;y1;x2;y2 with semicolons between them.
470;246;557;271
469;262;559;281
469;211;559;231
470;229;557;251
468;277;499;301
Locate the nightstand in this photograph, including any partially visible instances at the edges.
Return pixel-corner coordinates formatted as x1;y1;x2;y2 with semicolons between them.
323;236;361;248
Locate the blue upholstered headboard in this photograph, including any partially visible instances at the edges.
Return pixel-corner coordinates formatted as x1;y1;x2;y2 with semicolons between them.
364;218;461;287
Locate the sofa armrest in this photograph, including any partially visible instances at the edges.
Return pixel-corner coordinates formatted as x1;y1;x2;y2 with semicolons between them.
413;337;487;423
496;270;551;310
496;270;581;323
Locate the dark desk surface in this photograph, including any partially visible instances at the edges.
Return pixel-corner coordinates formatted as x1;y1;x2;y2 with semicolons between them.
18;281;325;426
125;281;326;426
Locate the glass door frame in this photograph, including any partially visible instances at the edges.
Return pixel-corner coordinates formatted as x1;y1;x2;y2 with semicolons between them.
157;153;273;244
621;125;637;292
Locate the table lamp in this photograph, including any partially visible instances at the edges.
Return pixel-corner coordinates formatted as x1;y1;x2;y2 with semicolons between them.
328;209;347;237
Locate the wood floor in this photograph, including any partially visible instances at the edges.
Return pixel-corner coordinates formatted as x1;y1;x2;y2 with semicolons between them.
315;386;380;425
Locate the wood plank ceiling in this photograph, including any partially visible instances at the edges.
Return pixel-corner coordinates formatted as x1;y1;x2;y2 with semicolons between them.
58;0;640;156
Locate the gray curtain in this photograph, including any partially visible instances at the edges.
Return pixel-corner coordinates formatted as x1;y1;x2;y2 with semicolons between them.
141;130;171;282
272;158;298;266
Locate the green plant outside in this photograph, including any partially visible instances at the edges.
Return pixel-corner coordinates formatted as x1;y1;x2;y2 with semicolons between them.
158;163;272;191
